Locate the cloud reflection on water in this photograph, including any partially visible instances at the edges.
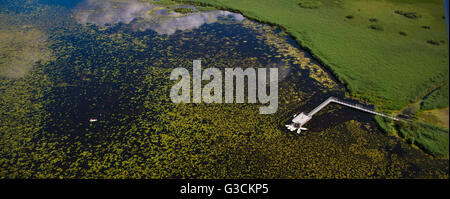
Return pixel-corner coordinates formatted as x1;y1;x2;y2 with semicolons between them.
74;0;244;35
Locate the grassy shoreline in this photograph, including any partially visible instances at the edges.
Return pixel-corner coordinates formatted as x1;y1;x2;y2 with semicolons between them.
172;0;449;111
169;0;449;157
0;0;448;178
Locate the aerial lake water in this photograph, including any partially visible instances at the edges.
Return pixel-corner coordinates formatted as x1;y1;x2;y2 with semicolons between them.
0;0;448;178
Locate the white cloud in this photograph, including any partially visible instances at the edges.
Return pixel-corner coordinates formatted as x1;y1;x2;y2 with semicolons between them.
74;0;244;35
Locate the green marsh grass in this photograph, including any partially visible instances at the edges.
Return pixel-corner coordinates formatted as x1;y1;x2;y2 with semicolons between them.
172;0;449;157
174;0;449;111
421;83;449;110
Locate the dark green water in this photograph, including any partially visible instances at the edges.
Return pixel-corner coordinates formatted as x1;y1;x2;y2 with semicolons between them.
0;0;447;178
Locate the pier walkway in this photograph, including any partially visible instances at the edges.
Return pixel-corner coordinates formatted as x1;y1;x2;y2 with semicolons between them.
286;97;399;133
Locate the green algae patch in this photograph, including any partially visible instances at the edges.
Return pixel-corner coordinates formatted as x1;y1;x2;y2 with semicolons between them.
174;7;195;13
0;27;51;78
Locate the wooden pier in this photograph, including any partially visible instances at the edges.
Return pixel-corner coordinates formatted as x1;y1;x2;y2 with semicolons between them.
286;97;399;133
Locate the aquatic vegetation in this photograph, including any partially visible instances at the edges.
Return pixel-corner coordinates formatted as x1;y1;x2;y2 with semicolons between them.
0;0;448;179
173;7;194;14
374;116;395;136
0;27;51;78
179;0;449;159
241;20;338;89
0;66;53;178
